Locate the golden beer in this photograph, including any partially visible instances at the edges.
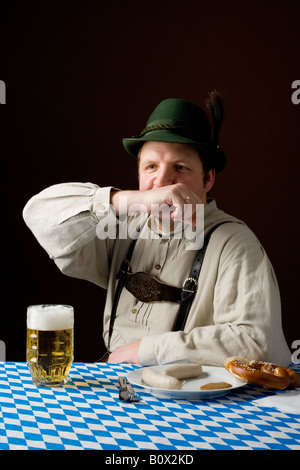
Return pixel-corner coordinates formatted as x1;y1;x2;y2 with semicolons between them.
26;305;74;386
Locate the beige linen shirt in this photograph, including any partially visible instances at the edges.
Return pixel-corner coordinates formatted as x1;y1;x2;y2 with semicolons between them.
23;182;291;367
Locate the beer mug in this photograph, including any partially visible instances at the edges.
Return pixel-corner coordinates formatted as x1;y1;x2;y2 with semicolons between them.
26;304;74;386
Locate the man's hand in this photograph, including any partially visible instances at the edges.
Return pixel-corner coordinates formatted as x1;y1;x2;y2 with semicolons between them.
107;340;141;364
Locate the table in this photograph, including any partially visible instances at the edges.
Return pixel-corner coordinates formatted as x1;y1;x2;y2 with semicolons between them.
0;362;299;452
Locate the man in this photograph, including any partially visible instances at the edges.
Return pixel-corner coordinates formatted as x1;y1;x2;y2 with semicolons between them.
23;93;291;366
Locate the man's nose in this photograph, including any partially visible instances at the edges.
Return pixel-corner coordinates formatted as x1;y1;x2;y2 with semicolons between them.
154;168;174;187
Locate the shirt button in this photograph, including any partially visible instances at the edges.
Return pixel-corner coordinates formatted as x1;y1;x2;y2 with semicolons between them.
155;264;161;270
132;309;137;314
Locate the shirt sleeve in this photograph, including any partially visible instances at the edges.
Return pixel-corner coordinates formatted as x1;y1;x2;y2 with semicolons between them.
23;182;118;288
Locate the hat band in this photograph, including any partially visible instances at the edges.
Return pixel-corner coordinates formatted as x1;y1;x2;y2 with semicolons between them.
134;123;199;139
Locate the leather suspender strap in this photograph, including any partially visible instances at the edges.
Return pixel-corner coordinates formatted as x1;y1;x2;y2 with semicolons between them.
107;221;230;350
107;235;139;351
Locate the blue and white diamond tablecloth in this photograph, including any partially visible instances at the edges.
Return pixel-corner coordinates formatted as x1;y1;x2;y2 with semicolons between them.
0;362;299;451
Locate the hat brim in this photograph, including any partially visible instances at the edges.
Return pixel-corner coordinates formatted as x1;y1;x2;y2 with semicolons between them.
122;130;227;173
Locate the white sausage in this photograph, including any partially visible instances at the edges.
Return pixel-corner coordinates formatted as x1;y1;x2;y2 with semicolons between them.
142;368;183;390
162;363;202;380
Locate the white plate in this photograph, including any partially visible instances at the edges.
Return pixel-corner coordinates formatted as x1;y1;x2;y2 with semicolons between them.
127;365;247;400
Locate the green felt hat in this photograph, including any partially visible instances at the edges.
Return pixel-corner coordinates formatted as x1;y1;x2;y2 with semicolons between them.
122;97;227;173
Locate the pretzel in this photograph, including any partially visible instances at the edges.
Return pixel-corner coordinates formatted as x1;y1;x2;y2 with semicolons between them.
284;367;300;388
256;361;300;389
224;357;300;390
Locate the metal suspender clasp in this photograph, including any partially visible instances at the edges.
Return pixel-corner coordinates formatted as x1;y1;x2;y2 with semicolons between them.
182;277;198;292
181;277;198;300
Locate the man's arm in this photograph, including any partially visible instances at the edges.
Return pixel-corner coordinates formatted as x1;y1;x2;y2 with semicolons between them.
23;182;116;287
110;183;203;226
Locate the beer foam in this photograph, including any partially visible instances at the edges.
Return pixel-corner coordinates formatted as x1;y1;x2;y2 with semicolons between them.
27;304;74;331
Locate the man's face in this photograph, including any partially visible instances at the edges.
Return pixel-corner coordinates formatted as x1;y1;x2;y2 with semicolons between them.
138;141;215;203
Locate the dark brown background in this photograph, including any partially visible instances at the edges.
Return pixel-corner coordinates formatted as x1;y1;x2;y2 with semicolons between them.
1;0;299;362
